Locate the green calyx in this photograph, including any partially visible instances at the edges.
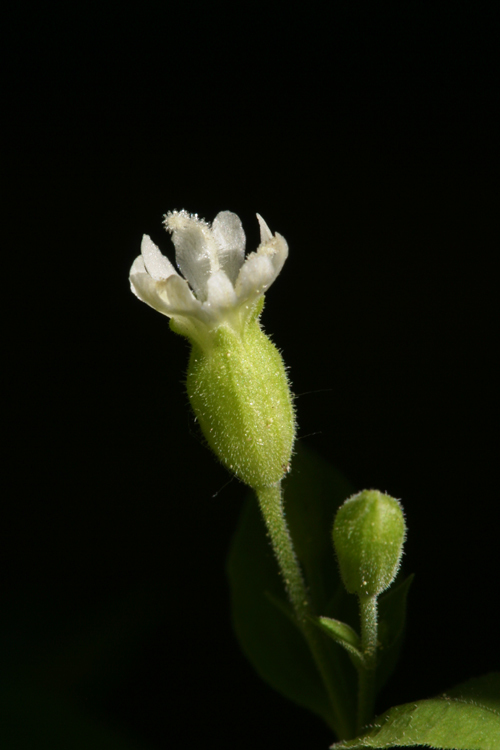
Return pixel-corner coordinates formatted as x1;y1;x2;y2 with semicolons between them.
332;490;406;597
183;303;295;490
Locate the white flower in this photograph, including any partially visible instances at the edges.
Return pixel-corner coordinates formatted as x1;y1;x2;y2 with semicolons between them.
129;210;288;342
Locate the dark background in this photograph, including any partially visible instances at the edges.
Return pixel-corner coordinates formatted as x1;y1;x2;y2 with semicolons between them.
4;2;499;748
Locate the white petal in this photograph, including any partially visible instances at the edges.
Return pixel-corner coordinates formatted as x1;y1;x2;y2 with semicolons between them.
131;267;205;321
235;253;275;303
205;270;238;311
130;255;146;289
256;214;273;243
235;233;288;303
266;231;288;277
141;235;178;281
211;211;246;284
130;255;146;275
158;275;205;318
130;270;174;317
129;257;146;299
164;210;216;302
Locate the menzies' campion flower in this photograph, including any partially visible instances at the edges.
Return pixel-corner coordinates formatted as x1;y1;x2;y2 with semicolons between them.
130;210;295;490
130;210;288;349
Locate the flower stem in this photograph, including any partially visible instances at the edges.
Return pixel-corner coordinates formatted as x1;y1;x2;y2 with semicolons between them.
356;593;378;734
256;482;353;740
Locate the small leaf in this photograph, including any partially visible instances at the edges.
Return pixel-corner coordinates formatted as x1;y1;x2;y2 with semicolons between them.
331;672;500;749
318;617;361;650
317;617;365;670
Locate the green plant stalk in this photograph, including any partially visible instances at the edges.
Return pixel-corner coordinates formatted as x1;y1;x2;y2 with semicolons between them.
256;482;353;740
356;593;378;733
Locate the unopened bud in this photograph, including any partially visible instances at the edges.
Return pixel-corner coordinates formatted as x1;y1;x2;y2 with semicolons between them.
332;490;406;597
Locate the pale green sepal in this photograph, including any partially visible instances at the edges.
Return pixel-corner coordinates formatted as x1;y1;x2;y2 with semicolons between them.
186;314;295;489
331;673;500;750
316;616;366;670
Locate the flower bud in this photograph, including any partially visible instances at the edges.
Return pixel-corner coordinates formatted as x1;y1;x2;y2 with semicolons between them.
186;312;295;489
332;490;406;597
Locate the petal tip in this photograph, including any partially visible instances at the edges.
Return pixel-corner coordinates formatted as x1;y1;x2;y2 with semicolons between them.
163;209;207;234
256;213;273;244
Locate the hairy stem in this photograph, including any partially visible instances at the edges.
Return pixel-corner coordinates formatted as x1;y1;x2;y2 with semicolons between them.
356;593;378;734
256;482;353;740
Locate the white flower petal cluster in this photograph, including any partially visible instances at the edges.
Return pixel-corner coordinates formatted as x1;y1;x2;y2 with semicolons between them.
130;210;288;338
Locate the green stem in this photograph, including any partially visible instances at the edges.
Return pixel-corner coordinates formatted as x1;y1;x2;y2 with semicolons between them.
256;482;353;740
356;593;378;734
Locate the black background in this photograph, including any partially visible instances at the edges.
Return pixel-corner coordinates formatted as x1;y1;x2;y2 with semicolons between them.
4;2;499;748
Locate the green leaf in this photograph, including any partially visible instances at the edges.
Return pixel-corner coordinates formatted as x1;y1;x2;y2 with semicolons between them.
376;574;414;691
227;443;357;736
332;673;500;749
318;617;361;650
316;617;365;670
